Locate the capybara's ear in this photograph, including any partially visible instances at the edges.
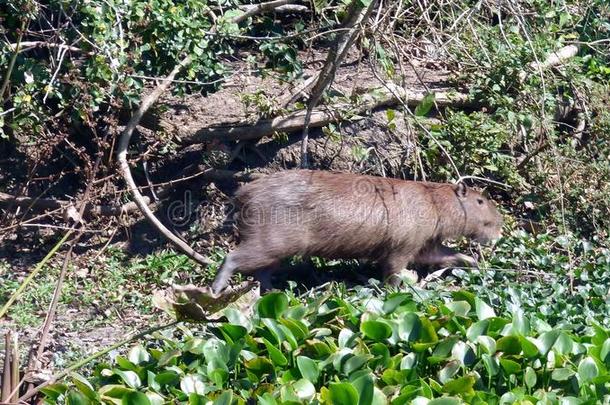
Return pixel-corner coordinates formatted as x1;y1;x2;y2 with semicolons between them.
455;182;468;198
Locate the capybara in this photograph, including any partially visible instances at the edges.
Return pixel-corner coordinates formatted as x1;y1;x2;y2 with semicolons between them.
212;170;503;293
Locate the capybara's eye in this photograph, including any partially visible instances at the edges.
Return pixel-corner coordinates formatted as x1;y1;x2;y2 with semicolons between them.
477;198;484;205
484;221;492;227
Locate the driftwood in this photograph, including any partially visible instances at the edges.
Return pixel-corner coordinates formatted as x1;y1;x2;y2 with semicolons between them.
182;85;470;144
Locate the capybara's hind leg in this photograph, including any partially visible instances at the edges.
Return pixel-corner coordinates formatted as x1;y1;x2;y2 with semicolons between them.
255;261;280;292
212;246;278;294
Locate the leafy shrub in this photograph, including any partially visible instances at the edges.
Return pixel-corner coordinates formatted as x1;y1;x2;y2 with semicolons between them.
42;281;610;404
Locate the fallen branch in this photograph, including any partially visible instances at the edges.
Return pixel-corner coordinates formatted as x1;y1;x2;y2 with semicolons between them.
239;3;308;14
182;85;470;144
518;44;579;81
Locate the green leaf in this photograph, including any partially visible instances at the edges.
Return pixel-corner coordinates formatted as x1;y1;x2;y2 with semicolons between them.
519;336;539;358
66;390;91;405
70;373;97;401
297;356;319;384
536;330;560;356
482;354;500;377
121;391;151;405
475;298;496;320
180;375;205;395
328;382;359;405
361;320;392;341
499;358;521;375
98;385;133;401
445;301;471;317
466;320;489;341
263;338;288;366
257;392;278;405
524;367;537;388
213;391;233;405
578;356;599;382
352;373;374;405
551;368;576;381
419;317;439;344
292;379;316;402
257;292;289;319
415;93;436;117
398;313;422;342
600;338;610;364
128;346;150;365
245;357;275;380
113;370;141;389
496;336;521;355
443;375;476;396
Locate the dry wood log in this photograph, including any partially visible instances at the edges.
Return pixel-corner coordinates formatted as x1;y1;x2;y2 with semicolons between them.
518;44;579;81
181;85;470;144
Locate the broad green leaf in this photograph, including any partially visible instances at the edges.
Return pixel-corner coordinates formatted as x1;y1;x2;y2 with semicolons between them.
121;391;151;405
293;379;316;402
113;370;141;389
398;313;422;342
70;373;97;401
128;346;150;365
496;336;521;355
415;93;436;117
577;356;599;382
466;320;489;341
98;385;133;400
352;373;374;405
66;390;91;405
510;309;529;335
600;338;610;364
339;329;356;348
245;357;275;380
443;375;476;396
257;393;278;405
553;333;574;355
361;320;392;341
524;367;537;388
213;391;233;405
257;292;289;319
445;301;471;317
519;336;539;358
482;354;499;377
297;356;319;383
328;382;359;405
499;358;521;375
476;336;496;354
551;368;576;381
263;338;288;366
438;360;460;384
180;375;205;395
536;330;560;356
419;317;439;344
475;298;496;320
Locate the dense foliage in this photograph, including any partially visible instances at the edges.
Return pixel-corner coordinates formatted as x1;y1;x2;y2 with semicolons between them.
41;284;610;404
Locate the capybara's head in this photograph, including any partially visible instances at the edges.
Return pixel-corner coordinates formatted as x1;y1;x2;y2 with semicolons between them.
454;183;503;243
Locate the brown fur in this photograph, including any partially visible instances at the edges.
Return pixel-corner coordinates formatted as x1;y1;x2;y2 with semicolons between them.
212;170;503;293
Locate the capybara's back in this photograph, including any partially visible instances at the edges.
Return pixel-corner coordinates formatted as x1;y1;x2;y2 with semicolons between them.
212;170;502;293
